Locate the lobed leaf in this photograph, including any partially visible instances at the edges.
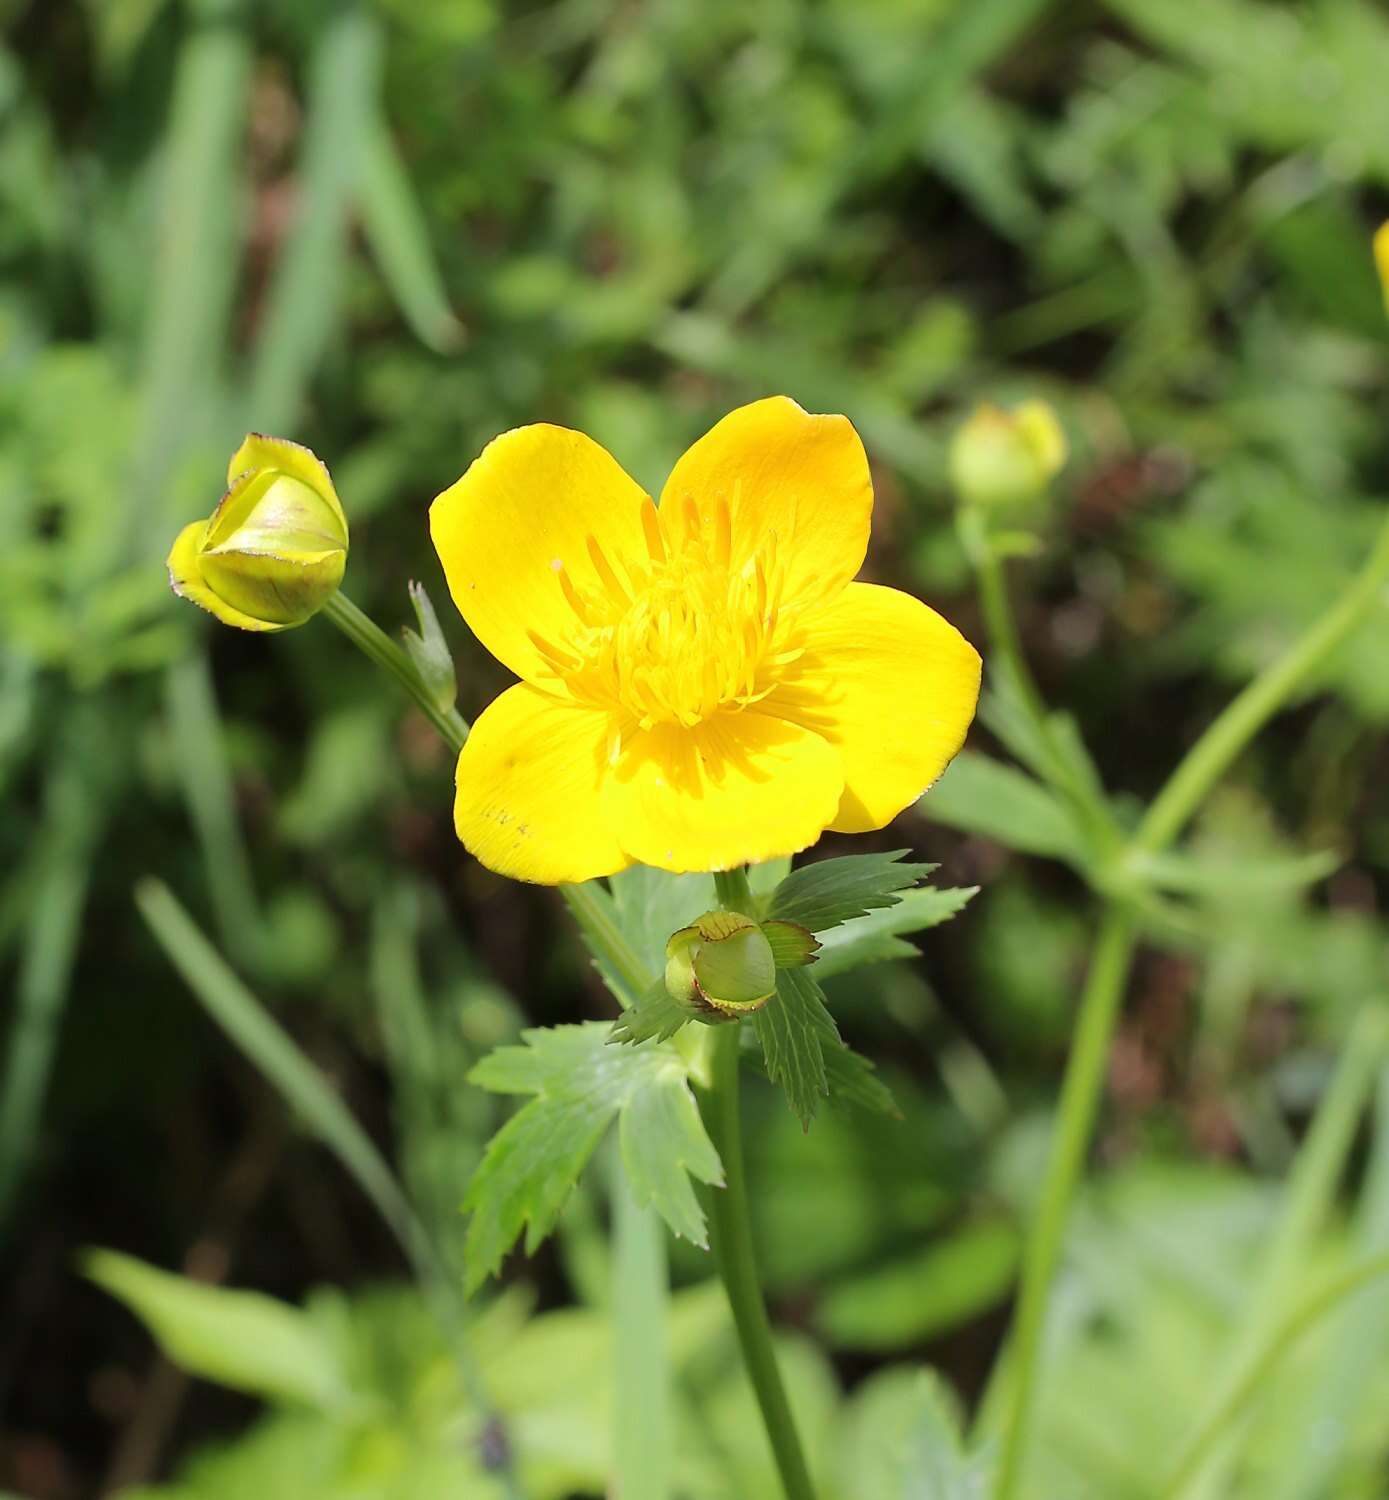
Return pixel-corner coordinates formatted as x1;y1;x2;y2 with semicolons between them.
769;850;937;933
815;886;978;978
823;1041;901;1120
754;966;841;1127
464;1023;721;1289
608;980;693;1047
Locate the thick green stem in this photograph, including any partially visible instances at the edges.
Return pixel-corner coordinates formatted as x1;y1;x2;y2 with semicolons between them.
702;1022;816;1500
993;903;1137;1500
1134;516;1389;857
613;1157;671;1500
967;519;1052;736
698;867;816;1500
322;591;469;752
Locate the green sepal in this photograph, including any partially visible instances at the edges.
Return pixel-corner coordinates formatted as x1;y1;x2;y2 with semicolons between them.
769;851;938;933
609;981;694;1047
760;918;820;968
402;580;457;713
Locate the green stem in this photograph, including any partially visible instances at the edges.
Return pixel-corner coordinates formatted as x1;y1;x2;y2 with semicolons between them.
1133;515;1389;857
1158;1248;1389;1500
967;516;1052;737
559;881;651;1009
322;591;469;752
699;866;816;1500
961;511;1117;854
613;1153;671;1500
993;903;1137;1500
702;1022;816;1500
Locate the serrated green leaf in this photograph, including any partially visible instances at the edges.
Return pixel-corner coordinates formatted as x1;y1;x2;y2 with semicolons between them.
84;1249;353;1412
918;750;1086;863
618;1064;723;1244
815;887;978;978
465;1023;721;1288
608;979;693;1047
823;1042;900;1120
769;851;937;933
754;966;841;1127
761;918;820;968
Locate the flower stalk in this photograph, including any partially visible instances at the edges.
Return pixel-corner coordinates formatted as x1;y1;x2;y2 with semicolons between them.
703;868;817;1500
321;591;469;752
981;504;1389;1500
317;595;812;1500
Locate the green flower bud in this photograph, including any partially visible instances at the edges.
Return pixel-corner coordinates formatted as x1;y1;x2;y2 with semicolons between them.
948;400;1067;510
665;911;777;1024
167;434;348;632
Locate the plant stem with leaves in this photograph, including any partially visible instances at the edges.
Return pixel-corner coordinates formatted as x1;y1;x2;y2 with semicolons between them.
701;866;817;1500
979;511;1389;1500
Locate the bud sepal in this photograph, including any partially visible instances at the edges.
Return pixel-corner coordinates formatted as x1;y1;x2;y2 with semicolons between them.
403;580;458;713
759;919;820;969
660;910;821;1027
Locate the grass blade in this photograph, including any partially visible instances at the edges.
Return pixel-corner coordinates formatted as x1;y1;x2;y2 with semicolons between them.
135;877;415;1246
130;0;253;546
165;649;261;964
612;1150;670;1500
0;733;104;1227
360;113;464;354
244;5;383;429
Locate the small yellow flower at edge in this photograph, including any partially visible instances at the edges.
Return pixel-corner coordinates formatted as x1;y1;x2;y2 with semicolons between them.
167;434;348;632
430;396;982;884
1376;220;1389;318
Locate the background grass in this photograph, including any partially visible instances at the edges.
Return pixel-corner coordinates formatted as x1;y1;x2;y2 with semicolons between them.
5;0;1389;1495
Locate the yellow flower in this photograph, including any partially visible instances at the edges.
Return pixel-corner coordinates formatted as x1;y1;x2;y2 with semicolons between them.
430;396;981;883
1376;221;1389;317
167;435;348;632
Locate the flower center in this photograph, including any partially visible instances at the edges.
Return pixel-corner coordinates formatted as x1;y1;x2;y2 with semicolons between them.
530;493;802;733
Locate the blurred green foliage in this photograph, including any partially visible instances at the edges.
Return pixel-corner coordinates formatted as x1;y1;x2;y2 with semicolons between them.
6;0;1389;1495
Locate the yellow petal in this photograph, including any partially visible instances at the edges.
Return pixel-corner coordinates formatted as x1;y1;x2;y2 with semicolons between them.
1376;220;1389;317
430;424;651;682
769;582;981;833
604;712;843;874
165;519;287;633
225;434;347;537
453;683;630;884
658;396;872;608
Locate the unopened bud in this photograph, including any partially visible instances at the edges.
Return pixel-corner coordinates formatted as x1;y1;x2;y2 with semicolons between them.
167;434;348;632
949;400;1066;510
666;912;777;1024
663;912;819;1025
